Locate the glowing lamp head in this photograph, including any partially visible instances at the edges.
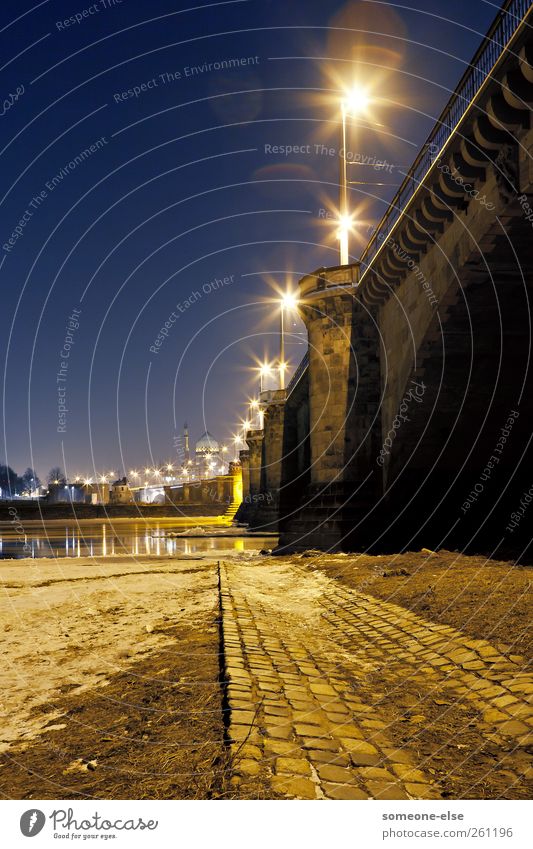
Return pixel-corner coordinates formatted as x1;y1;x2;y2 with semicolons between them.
343;87;370;116
336;214;355;241
281;292;298;310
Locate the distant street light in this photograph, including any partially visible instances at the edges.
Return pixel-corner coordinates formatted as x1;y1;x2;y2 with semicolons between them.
259;362;272;393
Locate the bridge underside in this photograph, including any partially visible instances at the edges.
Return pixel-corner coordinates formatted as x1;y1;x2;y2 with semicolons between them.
376;213;533;552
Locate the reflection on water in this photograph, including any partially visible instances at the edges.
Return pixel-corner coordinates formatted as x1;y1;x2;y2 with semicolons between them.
0;522;270;559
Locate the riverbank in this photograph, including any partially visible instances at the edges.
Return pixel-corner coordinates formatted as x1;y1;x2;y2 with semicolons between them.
1;549;530;800
0;501;224;522
0;554;229;799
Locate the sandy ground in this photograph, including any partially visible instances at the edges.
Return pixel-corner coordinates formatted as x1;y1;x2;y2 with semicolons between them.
0;555;221;751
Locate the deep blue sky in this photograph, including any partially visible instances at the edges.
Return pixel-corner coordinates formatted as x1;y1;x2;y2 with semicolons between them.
1;0;500;480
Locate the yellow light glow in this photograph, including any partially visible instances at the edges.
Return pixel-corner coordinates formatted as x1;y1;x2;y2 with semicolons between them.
250;399;259;409
343;86;370;116
338;213;354;233
260;363;272;376
281;291;298;310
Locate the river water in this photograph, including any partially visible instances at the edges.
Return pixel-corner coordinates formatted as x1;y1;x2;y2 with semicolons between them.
0;520;276;559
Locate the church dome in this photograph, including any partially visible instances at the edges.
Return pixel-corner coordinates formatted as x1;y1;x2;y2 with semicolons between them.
195;431;219;454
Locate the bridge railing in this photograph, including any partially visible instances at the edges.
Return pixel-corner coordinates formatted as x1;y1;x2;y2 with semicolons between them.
286;349;309;398
359;0;531;281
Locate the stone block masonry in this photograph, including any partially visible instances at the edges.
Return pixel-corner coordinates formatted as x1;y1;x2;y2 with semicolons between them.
218;559;532;799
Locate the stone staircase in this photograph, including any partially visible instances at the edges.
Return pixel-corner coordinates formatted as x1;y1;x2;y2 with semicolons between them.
223;499;242;522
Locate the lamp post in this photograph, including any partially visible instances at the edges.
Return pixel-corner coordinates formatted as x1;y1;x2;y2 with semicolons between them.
250;397;263;429
339;98;349;266
338;87;370;265
279;292;298;390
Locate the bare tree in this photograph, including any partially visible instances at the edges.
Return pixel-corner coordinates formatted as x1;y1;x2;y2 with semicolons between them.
47;467;66;485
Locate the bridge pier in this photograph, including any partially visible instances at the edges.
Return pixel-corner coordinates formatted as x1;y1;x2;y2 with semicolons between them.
278;267;382;551
234;428;264;524
247;389;285;530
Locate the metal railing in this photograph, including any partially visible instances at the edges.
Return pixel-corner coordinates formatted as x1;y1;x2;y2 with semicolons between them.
286;349;309;397
359;0;532;280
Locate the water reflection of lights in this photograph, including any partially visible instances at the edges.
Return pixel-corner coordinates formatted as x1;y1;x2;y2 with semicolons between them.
0;526;271;559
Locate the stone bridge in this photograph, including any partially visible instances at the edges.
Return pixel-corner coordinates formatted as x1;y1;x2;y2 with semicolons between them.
238;0;533;552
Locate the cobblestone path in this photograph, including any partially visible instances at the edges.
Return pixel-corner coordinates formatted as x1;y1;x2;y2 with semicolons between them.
219;559;533;800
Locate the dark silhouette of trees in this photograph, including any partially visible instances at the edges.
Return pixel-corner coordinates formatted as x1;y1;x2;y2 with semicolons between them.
0;464;24;496
22;468;41;493
47;467;66;485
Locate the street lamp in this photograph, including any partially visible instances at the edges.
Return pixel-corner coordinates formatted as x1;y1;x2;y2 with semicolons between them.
279;291;298;390
250;397;263;430
339;86;370;265
259;361;272;393
233;433;242;461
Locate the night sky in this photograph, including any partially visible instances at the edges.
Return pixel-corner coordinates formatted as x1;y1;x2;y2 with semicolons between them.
1;0;498;481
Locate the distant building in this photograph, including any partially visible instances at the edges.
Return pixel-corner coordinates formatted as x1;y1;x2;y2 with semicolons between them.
47;483;86;504
195;431;221;478
110;476;133;504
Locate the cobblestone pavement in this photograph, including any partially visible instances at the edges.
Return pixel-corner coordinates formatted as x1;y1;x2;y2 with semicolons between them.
219;559;533;800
